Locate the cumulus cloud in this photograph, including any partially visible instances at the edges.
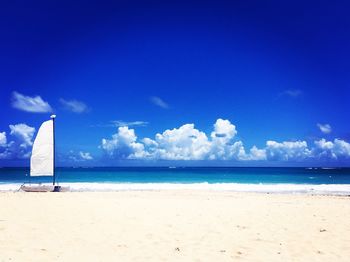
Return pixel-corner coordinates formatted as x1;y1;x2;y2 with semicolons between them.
0;148;11;159
0;132;7;147
2;119;348;163
209;119;239;160
265;140;311;161
248;146;267;161
12;91;52;113
152;124;211;160
0;131;11;159
101;119;259;161
101;126;147;159
211;119;237;142
314;139;350;159
9;124;35;148
100;118;350;162
211;140;249;161
0;123;36;159
150;96;169;109
59;98;89;113
317;123;332;134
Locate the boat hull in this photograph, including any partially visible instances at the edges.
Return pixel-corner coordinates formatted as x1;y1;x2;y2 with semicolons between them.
20;185;70;192
20;184;55;192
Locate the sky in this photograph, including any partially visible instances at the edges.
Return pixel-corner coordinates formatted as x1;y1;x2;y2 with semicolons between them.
0;0;349;166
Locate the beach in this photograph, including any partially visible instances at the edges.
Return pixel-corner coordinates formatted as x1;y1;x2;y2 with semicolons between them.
0;191;349;261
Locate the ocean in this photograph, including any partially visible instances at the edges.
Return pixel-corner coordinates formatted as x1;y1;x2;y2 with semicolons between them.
1;167;350;194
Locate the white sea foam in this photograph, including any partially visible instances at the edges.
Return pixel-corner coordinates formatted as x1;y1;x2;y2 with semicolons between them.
0;183;23;191
1;182;350;195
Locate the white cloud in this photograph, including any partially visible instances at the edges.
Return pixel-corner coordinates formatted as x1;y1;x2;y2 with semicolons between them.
63;150;94;162
248;146;267;160
211;118;237;142
0;132;7;147
314;139;350;159
101;126;147;159
265;140;311;161
317;123;332;134
103;119;342;162
12;91;52;113
216;140;249;161
79;151;93;160
111;120;148;127
101;119;263;161
152;124;211;160
0;135;12;159
333;139;350;157
60;98;89;113
142;137;158;147
98;120;350;162
9;124;35;148
2;119;345;163
91;120;148;128
0;123;36;159
0;148;11;159
314;138;336;159
150;96;169;109
209;119;239;160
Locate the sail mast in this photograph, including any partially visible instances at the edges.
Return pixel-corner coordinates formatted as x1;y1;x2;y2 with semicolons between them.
51;115;56;185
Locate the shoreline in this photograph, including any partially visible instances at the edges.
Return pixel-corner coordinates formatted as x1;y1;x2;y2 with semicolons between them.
1;191;350;199
1;182;350;195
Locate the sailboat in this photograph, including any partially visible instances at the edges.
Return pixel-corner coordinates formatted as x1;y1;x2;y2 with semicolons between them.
20;115;69;192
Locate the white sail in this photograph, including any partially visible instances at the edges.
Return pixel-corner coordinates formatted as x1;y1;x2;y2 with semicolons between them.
30;119;54;176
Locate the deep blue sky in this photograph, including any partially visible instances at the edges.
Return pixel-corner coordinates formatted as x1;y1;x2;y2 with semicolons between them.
0;0;349;166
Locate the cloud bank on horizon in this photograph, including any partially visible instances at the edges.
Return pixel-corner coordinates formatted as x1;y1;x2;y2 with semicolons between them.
100;119;350;162
1;118;349;164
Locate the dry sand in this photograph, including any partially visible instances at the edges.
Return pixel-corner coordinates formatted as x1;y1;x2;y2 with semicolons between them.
0;191;349;261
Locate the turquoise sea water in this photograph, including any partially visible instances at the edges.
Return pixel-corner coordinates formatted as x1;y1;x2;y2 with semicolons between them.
1;167;350;194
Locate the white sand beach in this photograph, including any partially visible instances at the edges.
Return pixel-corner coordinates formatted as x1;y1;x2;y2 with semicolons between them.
0;191;349;261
